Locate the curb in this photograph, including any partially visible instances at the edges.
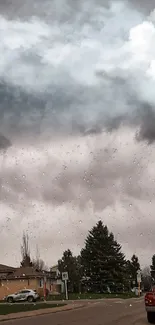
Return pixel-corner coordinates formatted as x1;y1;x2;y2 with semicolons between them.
0;304;85;322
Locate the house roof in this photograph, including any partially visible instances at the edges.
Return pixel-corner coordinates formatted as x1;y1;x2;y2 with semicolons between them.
0;264;16;273
7;267;46;279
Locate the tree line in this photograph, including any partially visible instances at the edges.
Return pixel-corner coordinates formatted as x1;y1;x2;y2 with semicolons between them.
20;221;155;293
58;220;141;293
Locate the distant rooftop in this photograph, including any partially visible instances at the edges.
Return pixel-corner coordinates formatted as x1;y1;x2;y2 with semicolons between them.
0;264;16;273
7;266;52;279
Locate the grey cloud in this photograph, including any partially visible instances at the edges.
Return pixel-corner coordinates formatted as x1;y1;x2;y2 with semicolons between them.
0;134;11;150
1;0;153;18
1;130;155;268
128;0;155;14
0;0;110;20
0;140;147;211
118;218;155;253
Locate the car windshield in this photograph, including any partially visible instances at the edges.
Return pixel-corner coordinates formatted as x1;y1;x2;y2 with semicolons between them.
0;0;154;324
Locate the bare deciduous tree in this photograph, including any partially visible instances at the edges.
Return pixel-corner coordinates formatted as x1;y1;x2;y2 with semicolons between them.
20;232;32;267
32;245;48;271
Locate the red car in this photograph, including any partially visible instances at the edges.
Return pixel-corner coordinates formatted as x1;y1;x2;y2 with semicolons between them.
145;289;155;323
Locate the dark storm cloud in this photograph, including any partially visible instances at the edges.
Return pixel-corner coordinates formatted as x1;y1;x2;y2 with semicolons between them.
0;0;155;144
0;79;155;144
136;106;155;144
0;134;11;150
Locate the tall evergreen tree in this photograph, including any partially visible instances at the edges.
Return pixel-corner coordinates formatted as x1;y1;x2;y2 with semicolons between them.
129;254;141;286
142;266;152;291
123;260;133;291
81;221;126;293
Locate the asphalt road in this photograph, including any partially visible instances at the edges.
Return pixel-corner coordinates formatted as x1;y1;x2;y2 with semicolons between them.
3;298;147;325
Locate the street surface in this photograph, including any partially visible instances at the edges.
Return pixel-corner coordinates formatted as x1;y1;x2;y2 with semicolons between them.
3;297;147;325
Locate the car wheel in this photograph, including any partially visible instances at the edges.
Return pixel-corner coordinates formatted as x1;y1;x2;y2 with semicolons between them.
27;296;34;303
147;312;155;323
7;297;14;304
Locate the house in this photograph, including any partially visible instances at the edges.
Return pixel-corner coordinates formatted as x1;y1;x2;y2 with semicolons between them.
50;265;60;278
50;265;64;293
0;265;61;300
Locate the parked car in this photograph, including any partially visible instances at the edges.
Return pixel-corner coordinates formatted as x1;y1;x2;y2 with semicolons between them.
145;290;155;323
4;289;40;303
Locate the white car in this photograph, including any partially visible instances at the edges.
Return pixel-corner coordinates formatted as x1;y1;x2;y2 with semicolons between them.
4;289;40;303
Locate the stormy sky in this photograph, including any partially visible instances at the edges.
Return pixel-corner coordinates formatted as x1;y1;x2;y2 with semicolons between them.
0;0;155;268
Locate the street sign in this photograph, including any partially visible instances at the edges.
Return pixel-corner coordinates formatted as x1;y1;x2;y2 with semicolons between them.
62;272;69;281
62;272;69;300
137;270;141;283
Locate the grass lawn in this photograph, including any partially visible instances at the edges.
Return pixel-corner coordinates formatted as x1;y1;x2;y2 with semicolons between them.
47;292;138;301
0;303;65;315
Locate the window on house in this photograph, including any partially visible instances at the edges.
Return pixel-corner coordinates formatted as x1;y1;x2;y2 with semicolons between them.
39;279;44;288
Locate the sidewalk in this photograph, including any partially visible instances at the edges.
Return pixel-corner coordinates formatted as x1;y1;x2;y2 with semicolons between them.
0;303;85;322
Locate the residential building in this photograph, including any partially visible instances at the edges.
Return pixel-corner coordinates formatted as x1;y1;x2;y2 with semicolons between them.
0;265;61;300
50;265;64;293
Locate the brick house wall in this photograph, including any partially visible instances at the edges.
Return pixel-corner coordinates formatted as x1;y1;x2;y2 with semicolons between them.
0;278;60;299
0;278;39;300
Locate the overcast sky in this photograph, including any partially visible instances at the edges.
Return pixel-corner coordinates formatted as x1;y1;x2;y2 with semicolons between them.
0;0;155;268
